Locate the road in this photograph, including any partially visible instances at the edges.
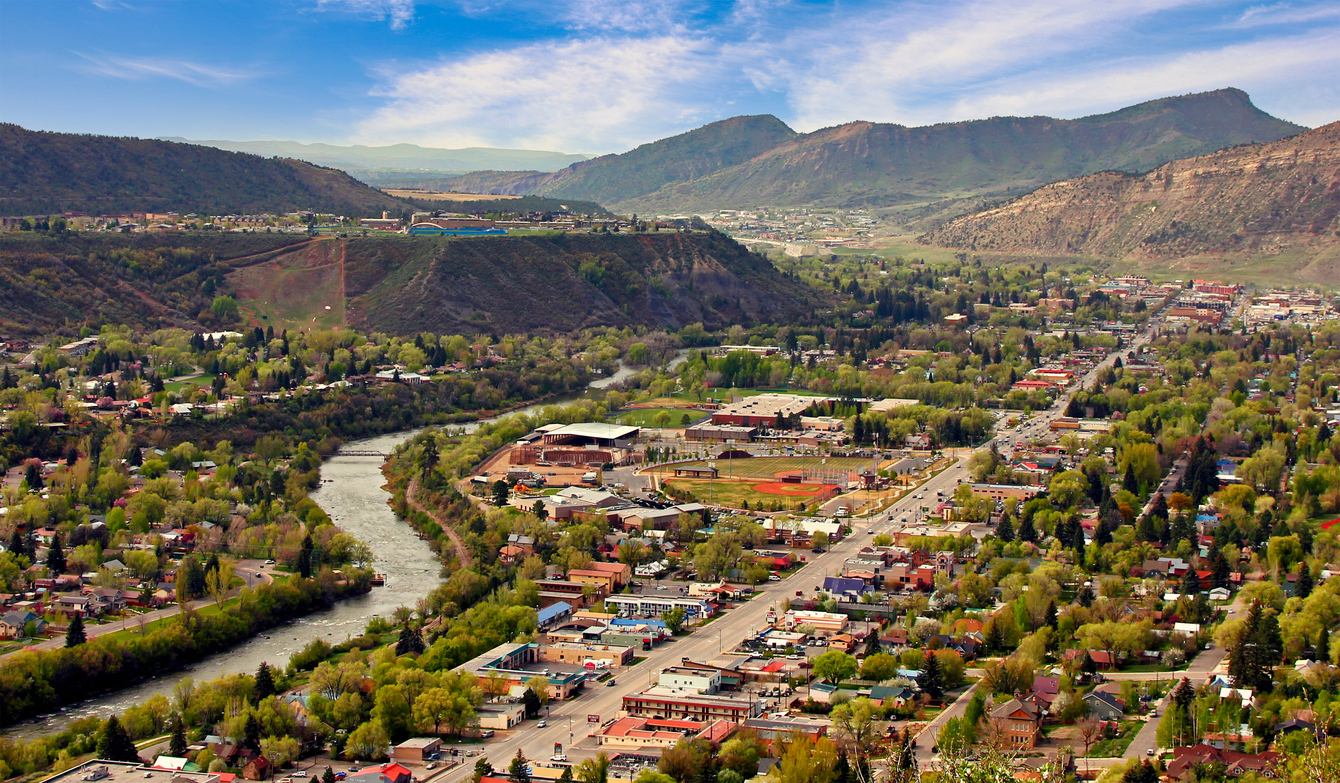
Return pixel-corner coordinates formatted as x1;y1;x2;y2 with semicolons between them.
912;683;979;767
0;559;274;659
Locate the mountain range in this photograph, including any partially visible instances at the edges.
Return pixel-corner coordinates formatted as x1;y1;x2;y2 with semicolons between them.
0;124;416;217
921;121;1340;285
436;89;1305;214
159;137;590;176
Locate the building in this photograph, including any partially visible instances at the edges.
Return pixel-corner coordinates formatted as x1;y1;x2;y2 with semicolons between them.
454;642;588;700
540;423;641;448
967;483;1043;503
658;666;721;694
684;424;758;443
605;595;714;619
741;717;828;749
1083;691;1126;721
41;762;236;783
710;394;825;427
622;686;764;721
347;764;414;783
596;716;735;750
391;738;441;766
477;702;525;730
990;698;1043;750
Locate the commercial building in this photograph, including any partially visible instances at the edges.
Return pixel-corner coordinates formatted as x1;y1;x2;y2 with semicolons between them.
622;686;764;721
477;702;525;730
391;738;441;765
658;666;721;694
605;595;714;619
454;642;587;700
596;716;736;750
710;394;826;427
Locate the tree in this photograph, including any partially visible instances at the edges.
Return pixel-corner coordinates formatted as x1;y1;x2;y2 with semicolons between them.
859;653;899;683
297;534;314;579
831;698;878;783
396;623;425;656
527;677;551;711
65;613;86;647
491;480;510;507
346;720;389;760
97;715;141;763
521;687;542;718
509;749;531;783
473;758;495;783
1122;760;1159;783
254;662;276;702
575;752;610;783
1318;627;1331;664
169;712;188;757
814;650;858;684
996;515;1014;543
1076;715;1102;757
47;534;66;575
1296;564;1314;599
323;768;336;783
918;649;944;700
662;607;686;635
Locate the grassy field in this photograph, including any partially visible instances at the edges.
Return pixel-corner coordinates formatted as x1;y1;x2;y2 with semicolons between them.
227;241;347;331
1084;720;1142;757
615;407;709;427
655;455;880;480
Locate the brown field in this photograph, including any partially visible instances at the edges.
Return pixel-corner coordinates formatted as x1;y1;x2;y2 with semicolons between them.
383;190;522;202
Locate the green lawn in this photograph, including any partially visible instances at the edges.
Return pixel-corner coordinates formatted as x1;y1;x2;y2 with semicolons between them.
615;407;708;427
1084;721;1142;757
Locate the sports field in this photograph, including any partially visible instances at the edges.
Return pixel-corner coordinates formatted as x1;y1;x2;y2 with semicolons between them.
662;478;831;510
654;456;881;481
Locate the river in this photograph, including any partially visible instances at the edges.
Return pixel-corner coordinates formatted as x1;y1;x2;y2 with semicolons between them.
3;352;687;741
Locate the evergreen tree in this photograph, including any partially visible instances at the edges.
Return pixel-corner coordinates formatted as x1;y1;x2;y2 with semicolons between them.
1072;526;1086;563
66;613;86;647
1077;585;1094;608
24;462;43;490
1017;513;1037;543
323;768;336;783
521;687;541;718
1296;564;1313;599
97;715;141;763
254;662;276;702
396;623;425;656
1180;569;1201;597
243;714;261;752
1123;463;1138;494
473;759;494;782
1123;761;1159;783
47;533;66;574
1318;627;1331;664
169;713;188;758
918;650;944;700
996;515;1014;543
509;750;530;783
1149;492;1169;521
8;529;26;560
1095;518;1112;547
297;534;314;579
1209;547;1231;589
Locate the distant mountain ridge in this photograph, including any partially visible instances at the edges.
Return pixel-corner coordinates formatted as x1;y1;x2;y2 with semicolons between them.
437;89;1305;213
0;124;415;216
920;121;1340;285
160;137;591;175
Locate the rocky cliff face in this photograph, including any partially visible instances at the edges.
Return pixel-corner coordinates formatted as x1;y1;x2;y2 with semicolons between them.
922;122;1340;266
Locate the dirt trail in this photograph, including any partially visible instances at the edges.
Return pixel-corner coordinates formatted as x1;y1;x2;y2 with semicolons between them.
406;477;473;568
222;237;329;269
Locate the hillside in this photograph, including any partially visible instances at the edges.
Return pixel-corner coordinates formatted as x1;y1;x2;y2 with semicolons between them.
441;89;1303;213
228;231;826;335
0;231;821;336
162;137;590;176
920;122;1340;285
0;233;309;335
0;124;416;217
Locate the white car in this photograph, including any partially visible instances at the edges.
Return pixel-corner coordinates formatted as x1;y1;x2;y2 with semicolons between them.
768;575;781;581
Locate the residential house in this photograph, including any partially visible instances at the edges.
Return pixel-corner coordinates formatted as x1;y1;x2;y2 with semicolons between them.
1166;747;1278;781
1083;691;1126;721
0;609;45;639
241;756;271;781
989;699;1044;749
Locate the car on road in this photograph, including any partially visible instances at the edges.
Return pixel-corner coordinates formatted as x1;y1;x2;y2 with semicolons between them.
606;678;617;686
538;720;547;728
1147;749;1155;756
264;559;276;565
768;575;780;581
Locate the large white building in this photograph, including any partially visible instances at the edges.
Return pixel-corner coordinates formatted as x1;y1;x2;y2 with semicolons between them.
605;595;714;619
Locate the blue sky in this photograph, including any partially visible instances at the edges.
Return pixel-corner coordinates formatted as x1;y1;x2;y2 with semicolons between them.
2;0;1338;154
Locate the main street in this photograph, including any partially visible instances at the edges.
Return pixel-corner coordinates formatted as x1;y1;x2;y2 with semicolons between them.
437;325;1156;780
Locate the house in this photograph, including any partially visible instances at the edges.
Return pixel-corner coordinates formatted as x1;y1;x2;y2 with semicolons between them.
1271;718;1315;737
0;610;45;639
1166;746;1278;781
1083;690;1126;720
990;698;1044;749
347;764;414;783
241;756;272;781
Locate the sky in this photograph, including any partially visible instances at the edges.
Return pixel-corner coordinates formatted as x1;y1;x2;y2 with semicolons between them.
2;0;1338;155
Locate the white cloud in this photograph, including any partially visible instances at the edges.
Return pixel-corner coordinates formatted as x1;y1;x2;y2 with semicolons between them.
1233;2;1340;27
940;30;1340;124
354;35;723;151
317;0;416;30
562;0;685;33
74;53;260;87
785;0;1218;130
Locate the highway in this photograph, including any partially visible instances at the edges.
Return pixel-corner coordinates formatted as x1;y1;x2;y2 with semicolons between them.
435;326;1155;781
